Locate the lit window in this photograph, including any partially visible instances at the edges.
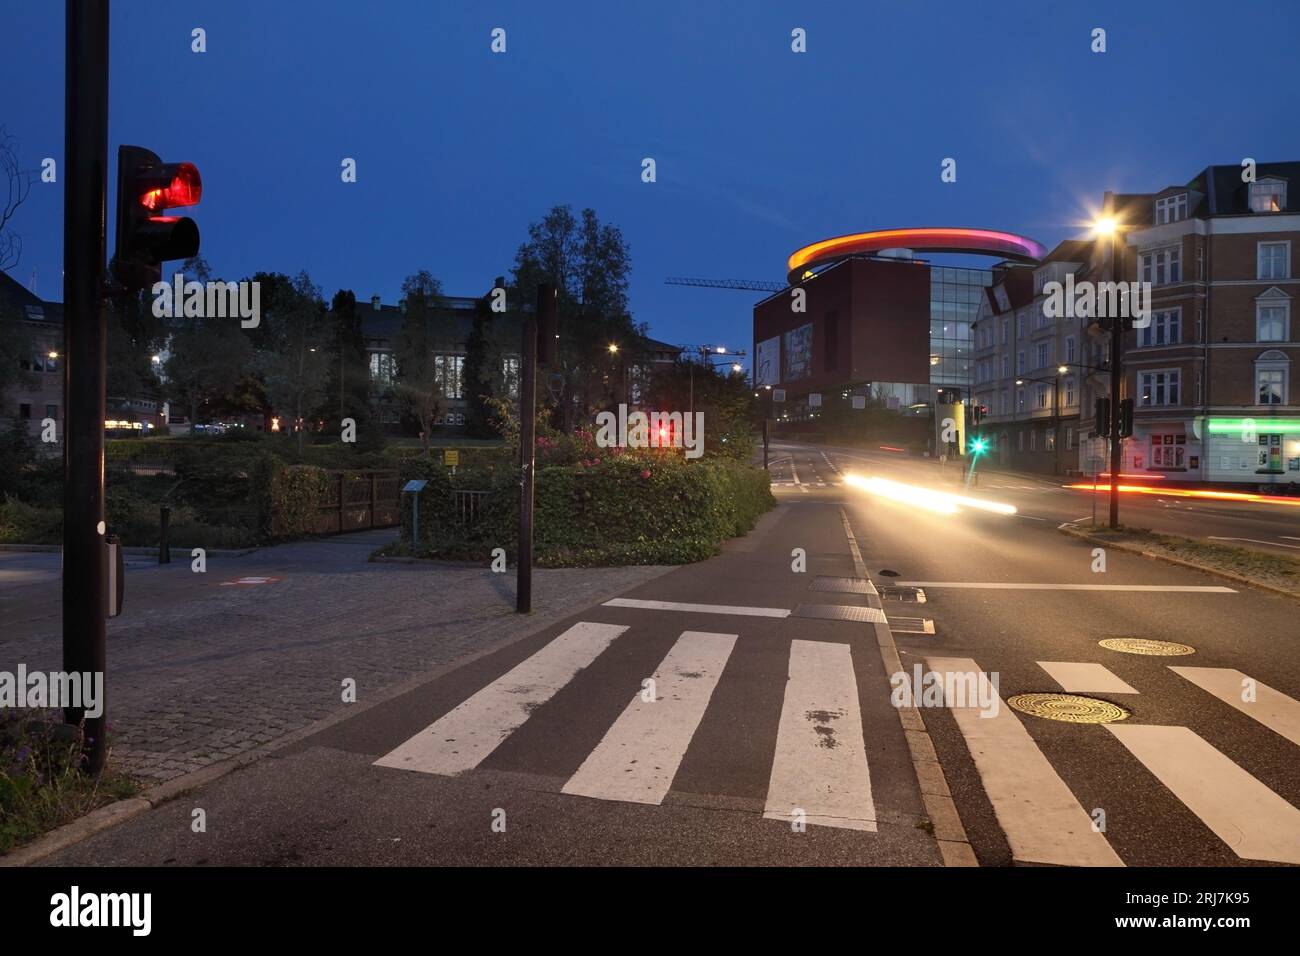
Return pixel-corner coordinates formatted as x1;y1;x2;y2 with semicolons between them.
1249;180;1286;213
1035;385;1049;409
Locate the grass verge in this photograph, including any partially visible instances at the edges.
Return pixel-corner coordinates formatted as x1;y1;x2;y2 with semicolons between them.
0;714;140;856
1060;522;1300;598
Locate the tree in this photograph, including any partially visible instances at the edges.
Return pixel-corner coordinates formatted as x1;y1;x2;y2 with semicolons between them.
0;127;34;272
510;205;639;431
461;297;497;437
328;289;380;450
162;257;253;436
257;271;332;454
106;257;167;409
645;358;756;459
393;272;448;452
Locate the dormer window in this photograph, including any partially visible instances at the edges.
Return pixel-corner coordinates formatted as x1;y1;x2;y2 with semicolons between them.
1249;179;1286;213
1154;193;1188;224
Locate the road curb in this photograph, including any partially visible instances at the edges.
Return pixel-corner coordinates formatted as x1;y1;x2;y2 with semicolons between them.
0;543;259;557
838;508;978;868
1057;524;1300;602
0;564;678;866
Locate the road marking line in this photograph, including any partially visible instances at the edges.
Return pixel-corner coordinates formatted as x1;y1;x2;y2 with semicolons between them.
1170;667;1300;748
373;621;627;776
563;630;736;805
1282;536;1300;542
1037;661;1138;695
1013;514;1047;521
763;641;876;831
896;582;1236;593
927;655;1122;866
1105;724;1300;865
1208;536;1300;550
603;597;790;618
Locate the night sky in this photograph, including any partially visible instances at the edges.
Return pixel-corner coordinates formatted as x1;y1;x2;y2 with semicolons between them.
4;0;1298;361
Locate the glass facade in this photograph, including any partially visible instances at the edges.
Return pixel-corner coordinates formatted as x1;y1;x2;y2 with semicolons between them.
929;265;992;392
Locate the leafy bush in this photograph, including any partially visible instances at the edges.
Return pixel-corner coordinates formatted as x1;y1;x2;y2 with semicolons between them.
267;464;330;537
393;451;774;566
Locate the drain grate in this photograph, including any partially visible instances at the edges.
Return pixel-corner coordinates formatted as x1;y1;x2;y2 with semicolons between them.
878;585;927;603
810;576;871;594
1007;693;1130;724
887;616;935;635
1099;638;1195;657
792;604;888;623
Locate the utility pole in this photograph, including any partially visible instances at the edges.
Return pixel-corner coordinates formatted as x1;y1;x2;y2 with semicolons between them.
517;283;556;613
63;0;111;773
1108;229;1123;530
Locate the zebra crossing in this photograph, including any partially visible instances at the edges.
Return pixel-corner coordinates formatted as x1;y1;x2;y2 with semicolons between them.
372;620;1300;864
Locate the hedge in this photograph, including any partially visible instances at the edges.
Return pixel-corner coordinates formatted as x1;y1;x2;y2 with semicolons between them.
391;451;775;566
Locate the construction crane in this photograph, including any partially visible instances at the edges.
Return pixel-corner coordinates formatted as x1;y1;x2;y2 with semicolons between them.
665;275;785;293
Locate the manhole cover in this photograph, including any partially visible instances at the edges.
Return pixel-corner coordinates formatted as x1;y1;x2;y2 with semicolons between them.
1007;693;1130;723
1098;638;1195;657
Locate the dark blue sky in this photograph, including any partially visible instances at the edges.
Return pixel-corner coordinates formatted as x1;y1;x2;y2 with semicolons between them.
4;0;1298;357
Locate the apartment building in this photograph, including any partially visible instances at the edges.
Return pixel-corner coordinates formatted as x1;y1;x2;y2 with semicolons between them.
973;242;1093;475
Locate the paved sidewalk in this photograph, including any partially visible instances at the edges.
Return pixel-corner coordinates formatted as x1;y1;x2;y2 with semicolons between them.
0;529;672;782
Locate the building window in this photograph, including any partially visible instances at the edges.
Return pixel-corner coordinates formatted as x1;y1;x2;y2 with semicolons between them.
44;353;57;373
1138;309;1181;347
1258;242;1290;280
1065;378;1077;406
19;403;32;419
1018;430;1024;451
1035;384;1050;409
1029;430;1037;452
1000;389;1009;414
1249;179;1286;213
1138;370;1181;406
1035;343;1050;368
45;404;58;420
1065;336;1076;364
1016;314;1025;339
502;356;521;398
434;354;465;399
1016;387;1025;410
369;351;395;384
1255;351;1289;405
1257;301;1288;342
1001;355;1009;377
1154;193;1188;224
1149;433;1187;469
1140;247;1182;285
1066;427;1074;450
1045;430;1056;451
1016;351;1025;374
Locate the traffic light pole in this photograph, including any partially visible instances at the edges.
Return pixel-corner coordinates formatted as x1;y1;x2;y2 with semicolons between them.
63;0;110;773
1108;232;1123;530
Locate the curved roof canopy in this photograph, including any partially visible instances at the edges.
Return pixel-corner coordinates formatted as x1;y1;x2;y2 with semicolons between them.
787;227;1047;284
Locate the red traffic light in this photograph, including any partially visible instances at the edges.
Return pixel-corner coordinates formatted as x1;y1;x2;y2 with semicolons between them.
139;162;202;210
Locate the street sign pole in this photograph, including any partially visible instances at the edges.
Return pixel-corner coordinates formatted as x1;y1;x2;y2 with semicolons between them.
517;285;550;613
1108;230;1123;530
63;0;111;773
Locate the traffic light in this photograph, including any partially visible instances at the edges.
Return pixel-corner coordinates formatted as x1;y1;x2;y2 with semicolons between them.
1117;397;1135;438
536;282;558;367
1095;397;1111;438
969;435;989;456
970;403;986;426
114;145;202;292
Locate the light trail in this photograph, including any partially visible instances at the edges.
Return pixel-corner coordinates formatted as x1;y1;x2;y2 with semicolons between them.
1062;484;1300;507
843;473;1017;516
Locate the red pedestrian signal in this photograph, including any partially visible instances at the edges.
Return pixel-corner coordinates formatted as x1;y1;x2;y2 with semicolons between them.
114;145;202;292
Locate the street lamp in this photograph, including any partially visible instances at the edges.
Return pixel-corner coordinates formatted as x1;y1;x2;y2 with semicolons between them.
1093;213;1125;529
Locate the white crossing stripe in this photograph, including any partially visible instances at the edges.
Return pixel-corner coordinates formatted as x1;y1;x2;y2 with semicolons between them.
373;621;628;776
927;656;1123;867
898;582;1235;593
763;641;876;830
604;597;790;618
563;631;736;805
1170;667;1300;747
1038;661;1138;695
1106;724;1300;865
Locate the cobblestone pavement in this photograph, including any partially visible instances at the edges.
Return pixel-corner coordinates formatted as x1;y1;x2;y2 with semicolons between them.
0;530;672;782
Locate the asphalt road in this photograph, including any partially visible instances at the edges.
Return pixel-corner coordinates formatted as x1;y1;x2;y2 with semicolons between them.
28;441;1300;867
